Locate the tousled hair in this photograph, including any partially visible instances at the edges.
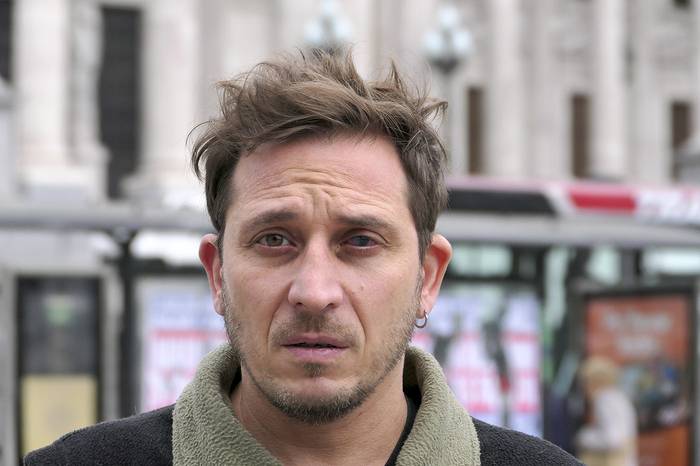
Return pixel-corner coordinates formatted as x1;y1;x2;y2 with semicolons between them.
191;49;448;257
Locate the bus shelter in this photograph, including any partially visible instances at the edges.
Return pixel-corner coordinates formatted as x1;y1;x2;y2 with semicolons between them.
2;177;700;464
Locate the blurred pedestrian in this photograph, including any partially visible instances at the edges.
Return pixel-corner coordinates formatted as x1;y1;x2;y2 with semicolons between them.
576;356;638;466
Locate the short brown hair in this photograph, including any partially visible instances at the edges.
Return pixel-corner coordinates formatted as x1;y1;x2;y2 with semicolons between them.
191;50;448;257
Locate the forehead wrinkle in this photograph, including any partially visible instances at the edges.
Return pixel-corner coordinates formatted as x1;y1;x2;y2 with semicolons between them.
241;165;403;207
232;149;413;230
289;165;407;206
274;166;371;192
233;185;407;241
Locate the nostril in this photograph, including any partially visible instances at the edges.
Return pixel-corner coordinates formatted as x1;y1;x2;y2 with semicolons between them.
291;298;339;313
287;266;343;311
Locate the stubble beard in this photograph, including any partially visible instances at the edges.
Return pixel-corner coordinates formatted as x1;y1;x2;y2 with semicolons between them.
221;279;421;425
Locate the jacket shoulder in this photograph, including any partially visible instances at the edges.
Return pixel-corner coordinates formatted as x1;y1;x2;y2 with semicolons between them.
24;404;174;466
473;418;583;466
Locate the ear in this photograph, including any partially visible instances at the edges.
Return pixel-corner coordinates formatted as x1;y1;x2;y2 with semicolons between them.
199;233;225;316
418;233;452;317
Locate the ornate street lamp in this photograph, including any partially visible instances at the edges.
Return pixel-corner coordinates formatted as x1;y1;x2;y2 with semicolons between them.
423;3;472;75
423;2;472;173
304;0;353;54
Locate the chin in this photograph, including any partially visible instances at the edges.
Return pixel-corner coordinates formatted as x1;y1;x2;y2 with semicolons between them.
287;374;352;398
272;380;371;425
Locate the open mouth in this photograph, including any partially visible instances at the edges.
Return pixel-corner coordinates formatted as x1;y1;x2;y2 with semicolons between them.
282;334;348;349
287;342;339;349
284;343;345;361
282;335;349;360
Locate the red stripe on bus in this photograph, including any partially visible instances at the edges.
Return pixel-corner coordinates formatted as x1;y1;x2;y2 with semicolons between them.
569;190;636;212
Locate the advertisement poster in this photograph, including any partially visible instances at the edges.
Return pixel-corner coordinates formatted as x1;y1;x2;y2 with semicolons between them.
137;277;227;411
136;278;543;435
584;291;694;466
412;283;542;437
17;276;100;454
21;375;97;454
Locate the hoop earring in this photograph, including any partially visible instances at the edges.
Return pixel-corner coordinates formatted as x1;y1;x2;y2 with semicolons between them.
415;312;429;329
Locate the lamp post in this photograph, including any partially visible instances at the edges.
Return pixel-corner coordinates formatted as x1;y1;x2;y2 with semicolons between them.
423;2;472;173
304;0;353;54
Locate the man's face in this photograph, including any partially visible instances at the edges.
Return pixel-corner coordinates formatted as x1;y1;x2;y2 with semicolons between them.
200;133;451;424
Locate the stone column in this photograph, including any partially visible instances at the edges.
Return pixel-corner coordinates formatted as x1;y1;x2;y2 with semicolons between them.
630;0;665;183
529;0;567;179
372;0;402;70
485;0;525;176
199;0;227;117
692;1;700;137
694;0;700;141
275;0;317;54
71;0;108;199
448;70;469;176
0;78;14;199
399;0;438;79
591;0;627;179
13;0;77;197
128;0;201;209
220;0;273;76
344;0;373;76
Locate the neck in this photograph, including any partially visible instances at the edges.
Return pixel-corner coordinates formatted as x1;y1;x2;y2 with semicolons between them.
231;362;408;466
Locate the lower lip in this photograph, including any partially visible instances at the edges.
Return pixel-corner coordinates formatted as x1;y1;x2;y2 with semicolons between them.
284;346;347;362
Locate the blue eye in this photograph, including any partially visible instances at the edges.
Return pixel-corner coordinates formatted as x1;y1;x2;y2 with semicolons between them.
346;235;375;247
258;233;290;247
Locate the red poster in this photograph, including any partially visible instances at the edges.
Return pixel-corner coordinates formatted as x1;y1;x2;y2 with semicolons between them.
585;292;693;466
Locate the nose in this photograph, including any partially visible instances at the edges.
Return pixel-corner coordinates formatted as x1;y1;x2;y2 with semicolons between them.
287;239;343;312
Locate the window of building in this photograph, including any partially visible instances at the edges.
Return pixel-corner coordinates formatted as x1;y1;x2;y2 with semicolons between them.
670;100;692;179
0;0;12;81
571;94;590;178
467;87;484;174
99;7;142;199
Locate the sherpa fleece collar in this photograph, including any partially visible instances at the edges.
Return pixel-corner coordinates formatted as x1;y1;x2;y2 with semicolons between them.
172;345;480;465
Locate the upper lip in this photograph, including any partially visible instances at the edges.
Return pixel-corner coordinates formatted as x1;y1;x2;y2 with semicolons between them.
282;334;349;348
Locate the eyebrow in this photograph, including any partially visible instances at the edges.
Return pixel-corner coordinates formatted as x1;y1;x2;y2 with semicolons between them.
238;209;396;237
239;209;300;237
334;213;394;233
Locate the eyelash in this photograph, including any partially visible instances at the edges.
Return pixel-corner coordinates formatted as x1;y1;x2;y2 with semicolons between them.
255;233;293;248
344;234;377;248
252;232;380;251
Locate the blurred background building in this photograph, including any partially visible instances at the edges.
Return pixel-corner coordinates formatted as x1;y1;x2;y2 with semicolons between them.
2;0;700;464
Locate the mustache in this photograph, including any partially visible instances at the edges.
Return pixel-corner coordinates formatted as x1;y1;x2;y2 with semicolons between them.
270;311;358;347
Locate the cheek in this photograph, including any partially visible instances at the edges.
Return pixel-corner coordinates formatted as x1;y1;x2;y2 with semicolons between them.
226;264;288;340
350;266;418;339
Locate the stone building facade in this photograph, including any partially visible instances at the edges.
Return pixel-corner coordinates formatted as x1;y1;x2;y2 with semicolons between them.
3;0;700;204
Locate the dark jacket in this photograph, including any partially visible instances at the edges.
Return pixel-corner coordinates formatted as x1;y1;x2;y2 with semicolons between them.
25;404;582;465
